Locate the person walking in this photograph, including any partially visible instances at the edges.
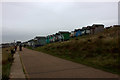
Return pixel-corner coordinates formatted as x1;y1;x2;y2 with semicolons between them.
19;44;22;51
14;45;17;52
10;47;15;57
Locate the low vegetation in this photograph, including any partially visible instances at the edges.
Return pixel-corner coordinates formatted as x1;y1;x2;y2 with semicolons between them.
29;27;120;74
2;47;14;80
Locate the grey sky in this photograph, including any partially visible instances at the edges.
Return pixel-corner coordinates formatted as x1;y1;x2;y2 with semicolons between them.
0;2;2;44
2;2;118;43
118;1;120;25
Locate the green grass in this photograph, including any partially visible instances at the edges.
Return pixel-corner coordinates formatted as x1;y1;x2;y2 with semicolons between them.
27;27;120;75
2;62;12;80
2;47;14;80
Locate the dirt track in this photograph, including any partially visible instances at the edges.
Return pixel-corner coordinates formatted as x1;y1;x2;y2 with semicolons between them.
19;48;119;78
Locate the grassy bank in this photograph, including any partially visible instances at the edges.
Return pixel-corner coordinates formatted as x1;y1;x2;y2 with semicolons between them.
28;27;120;74
2;47;14;80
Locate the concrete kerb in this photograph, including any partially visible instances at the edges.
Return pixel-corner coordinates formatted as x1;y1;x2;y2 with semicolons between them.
18;52;30;80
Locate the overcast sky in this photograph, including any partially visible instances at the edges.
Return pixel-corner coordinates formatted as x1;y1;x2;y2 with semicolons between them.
2;2;118;43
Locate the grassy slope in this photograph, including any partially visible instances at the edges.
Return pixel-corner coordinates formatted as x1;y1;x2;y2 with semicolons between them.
31;27;120;74
2;47;14;80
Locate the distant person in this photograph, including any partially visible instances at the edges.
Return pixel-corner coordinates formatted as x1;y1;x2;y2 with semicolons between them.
14;45;17;52
19;44;22;51
24;44;26;47
10;47;15;56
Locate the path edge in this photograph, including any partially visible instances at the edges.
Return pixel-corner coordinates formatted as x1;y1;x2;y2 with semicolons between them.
18;52;30;80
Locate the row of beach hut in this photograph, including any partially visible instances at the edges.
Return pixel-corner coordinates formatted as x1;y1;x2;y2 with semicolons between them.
23;24;119;47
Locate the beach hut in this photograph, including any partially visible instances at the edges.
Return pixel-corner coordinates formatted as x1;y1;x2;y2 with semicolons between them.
34;36;46;47
74;29;82;37
28;39;35;47
46;36;50;44
49;35;54;43
82;27;87;35
55;33;63;42
86;26;91;34
92;24;104;34
58;31;70;41
52;34;56;42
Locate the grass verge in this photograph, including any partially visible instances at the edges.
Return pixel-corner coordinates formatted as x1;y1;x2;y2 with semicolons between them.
2;47;14;80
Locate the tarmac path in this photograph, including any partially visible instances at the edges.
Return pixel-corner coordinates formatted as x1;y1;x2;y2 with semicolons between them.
19;48;119;78
9;52;25;79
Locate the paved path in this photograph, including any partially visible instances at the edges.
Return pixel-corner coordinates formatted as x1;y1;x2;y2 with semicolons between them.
9;52;25;79
19;48;119;78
